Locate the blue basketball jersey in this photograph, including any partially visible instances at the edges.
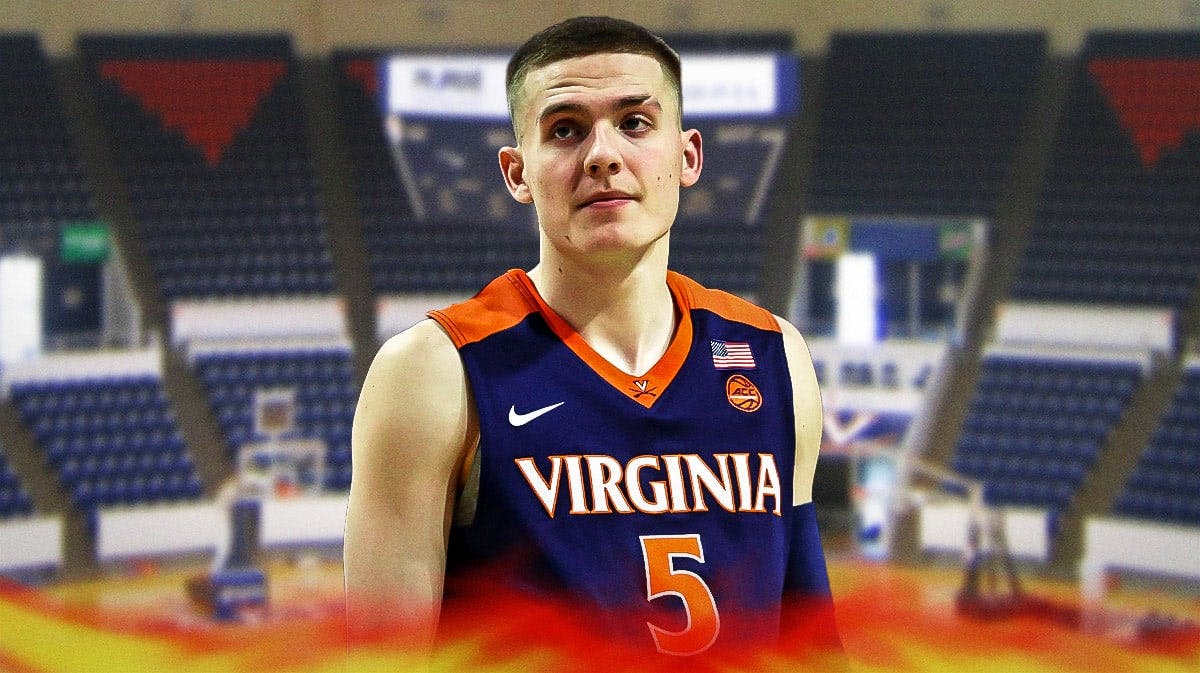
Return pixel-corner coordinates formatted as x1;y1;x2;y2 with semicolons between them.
428;269;816;655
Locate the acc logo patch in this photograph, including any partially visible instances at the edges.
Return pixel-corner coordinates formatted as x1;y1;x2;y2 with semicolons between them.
725;374;762;412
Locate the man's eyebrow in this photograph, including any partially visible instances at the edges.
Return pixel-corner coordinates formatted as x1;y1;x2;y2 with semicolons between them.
536;94;662;125
536;101;587;125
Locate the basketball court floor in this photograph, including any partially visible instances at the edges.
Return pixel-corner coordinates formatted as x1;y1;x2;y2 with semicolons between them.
2;546;1196;673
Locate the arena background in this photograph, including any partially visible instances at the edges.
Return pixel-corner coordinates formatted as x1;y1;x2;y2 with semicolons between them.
1;1;1199;671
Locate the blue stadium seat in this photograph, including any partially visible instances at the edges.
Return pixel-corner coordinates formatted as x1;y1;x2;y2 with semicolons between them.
0;34;100;263
1014;32;1200;309
193;347;359;491
952;354;1143;513
808;32;1045;219
10;375;205;516
1114;367;1200;525
77;34;335;301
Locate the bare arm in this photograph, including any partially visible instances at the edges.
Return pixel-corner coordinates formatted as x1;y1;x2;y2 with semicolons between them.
343;319;476;649
775;316;843;655
776;315;823;506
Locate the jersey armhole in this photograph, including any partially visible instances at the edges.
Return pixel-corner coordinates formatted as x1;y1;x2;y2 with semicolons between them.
453;440;480;527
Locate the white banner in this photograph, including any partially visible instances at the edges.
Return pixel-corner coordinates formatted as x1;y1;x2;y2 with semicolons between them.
994;302;1173;353
1;345;160;400
385;55;510;119
171;296;348;346
1081;517;1200;585
0;254;43;365
806;337;947;414
383;53;794;119
376;292;470;342
96;495;350;562
919;501;1051;562
0;516;62;572
681;54;782;116
96;502;221;562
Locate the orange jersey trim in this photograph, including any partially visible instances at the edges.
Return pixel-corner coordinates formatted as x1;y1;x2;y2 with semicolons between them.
427;272;537;349
667;271;781;334
510;271;693;409
427;270;778;409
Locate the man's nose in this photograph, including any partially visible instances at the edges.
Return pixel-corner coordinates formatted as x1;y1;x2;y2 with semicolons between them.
584;124;623;177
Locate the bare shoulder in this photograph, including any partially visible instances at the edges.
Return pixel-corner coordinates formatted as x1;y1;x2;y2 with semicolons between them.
773;315;817;380
364;319;466;397
345;318;474;642
351;319;476;498
773;314;823;506
773;315;820;414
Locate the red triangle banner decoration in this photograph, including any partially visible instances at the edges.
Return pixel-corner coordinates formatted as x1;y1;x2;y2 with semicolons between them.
1088;58;1200;168
344;58;380;97
98;59;288;166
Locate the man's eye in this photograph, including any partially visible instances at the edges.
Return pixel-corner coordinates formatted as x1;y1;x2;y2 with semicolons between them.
621;116;650;131
551;124;576;139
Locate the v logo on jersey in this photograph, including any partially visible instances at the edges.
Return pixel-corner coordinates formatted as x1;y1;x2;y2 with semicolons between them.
630;379;658;399
508;401;565;427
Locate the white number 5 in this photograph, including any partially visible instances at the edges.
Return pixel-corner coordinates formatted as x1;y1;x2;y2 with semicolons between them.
639;534;721;655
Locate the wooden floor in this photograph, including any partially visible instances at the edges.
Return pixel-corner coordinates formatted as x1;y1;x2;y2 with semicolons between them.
1;551;1197;673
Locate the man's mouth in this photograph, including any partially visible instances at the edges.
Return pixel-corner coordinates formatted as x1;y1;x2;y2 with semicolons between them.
580;192;634;208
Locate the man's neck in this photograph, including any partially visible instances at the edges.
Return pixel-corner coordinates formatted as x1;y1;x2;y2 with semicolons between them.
527;241;676;377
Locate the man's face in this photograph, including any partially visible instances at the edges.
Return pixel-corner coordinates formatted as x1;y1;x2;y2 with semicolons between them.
500;52;702;265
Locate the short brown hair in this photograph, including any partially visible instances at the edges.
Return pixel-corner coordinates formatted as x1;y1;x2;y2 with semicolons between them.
505;16;683;136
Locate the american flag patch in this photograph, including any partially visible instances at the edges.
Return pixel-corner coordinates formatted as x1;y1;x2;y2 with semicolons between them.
710;340;755;369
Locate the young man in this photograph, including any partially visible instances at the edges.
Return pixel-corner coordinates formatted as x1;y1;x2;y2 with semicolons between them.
344;16;837;661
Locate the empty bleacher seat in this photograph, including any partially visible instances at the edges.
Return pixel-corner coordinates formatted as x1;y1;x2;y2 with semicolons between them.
808;32;1046;219
192;347;359;491
0;448;34;518
1014;32;1200;309
78;34;335;301
10;375;203;514
0;34;100;260
1113;366;1200;526
951;353;1143;511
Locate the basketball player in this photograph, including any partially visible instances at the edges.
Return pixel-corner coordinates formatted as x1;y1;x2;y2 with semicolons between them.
345;16;839;662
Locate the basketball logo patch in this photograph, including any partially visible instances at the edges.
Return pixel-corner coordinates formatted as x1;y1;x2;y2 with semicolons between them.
725;374;762;412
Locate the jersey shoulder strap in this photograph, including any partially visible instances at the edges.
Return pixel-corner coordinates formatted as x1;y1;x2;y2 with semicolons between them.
427;270;537;348
667;271;780;333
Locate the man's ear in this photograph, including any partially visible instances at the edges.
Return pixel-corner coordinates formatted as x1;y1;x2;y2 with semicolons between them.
499;146;533;204
679;128;703;188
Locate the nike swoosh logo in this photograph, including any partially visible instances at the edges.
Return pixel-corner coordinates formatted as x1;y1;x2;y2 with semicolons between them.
508;401;565;427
